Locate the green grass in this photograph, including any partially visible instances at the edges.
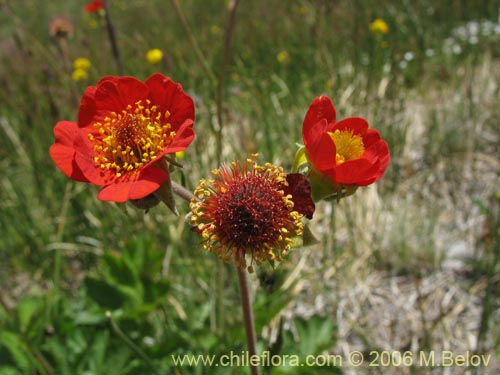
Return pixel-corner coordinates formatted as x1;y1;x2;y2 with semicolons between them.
1;0;499;374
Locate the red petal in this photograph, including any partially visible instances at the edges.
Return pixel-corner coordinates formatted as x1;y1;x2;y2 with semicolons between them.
92;76;149;120
334;138;390;186
73;131;110;186
357;140;390;185
361;128;381;148
78;85;97;127
376;140;390;173
363;138;390;164
284;173;315;219
164;119;195;154
49;121;89;182
304;119;337;172
97;166;168;202
303;96;336;136
145;73;195;130
84;0;104;12
333;117;369;135
302;97;336;151
334;158;375;185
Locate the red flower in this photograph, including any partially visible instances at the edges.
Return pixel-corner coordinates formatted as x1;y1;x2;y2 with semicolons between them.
84;0;104;13
50;74;195;202
301;96;389;199
190;156;314;272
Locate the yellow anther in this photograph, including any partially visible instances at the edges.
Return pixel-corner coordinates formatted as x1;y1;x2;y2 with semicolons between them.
89;99;176;176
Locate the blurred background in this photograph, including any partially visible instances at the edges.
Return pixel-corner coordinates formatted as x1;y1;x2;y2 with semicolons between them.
0;0;499;374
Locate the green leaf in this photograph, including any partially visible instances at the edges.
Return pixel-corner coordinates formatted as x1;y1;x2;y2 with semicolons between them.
103;253;139;288
15;296;43;334
84;276;128;310
254;289;293;333
0;331;32;372
115;284;143;308
293;316;336;355
143;278;170;305
0;366;23;375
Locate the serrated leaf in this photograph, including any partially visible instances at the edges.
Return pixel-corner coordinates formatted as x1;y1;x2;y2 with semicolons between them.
0;331;32;372
15;296;43;334
103;253;139;288
84;276;127;310
293;316;336;355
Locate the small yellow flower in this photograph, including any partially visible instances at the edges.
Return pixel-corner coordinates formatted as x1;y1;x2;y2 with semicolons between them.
325;77;335;90
71;68;88;82
146;49;163;64
87;18;98;29
73;57;91;71
296;6;309;15
175;151;185;160
210;25;222;36
370;18;389;34
276;50;290;64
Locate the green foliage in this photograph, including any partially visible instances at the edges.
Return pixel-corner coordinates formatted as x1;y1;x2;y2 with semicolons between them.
267;316;341;374
0;331;33;374
83;235;170;314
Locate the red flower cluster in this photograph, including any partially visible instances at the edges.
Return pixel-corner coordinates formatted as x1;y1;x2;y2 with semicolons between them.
301;96;389;199
84;0;104;13
50;74;195;202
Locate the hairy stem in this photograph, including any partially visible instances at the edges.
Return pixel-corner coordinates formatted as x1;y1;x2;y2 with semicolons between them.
237;268;259;375
171;180;196;202
52;183;72;318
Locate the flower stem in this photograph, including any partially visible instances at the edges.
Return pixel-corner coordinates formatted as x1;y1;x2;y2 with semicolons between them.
171;180;196;202
237;268;259;375
329;202;337;258
171;165;259;375
53;183;72;316
107;311;159;374
101;0;124;75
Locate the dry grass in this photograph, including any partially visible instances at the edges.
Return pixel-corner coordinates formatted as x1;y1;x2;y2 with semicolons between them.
271;55;500;374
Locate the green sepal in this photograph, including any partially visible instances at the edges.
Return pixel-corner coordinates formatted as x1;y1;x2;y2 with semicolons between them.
153;157;179;215
292;145;308;173
307;167;358;202
289;224;319;249
155;176;179;215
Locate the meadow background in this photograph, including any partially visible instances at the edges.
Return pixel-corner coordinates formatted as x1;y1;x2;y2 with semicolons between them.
0;0;499;374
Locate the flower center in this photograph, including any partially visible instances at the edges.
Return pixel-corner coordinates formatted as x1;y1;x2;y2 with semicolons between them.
190;158;304;272
328;129;365;165
89;99;175;177
216;174;287;249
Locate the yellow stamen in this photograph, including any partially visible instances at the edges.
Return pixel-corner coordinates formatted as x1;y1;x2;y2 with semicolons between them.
328;129;365;165
89;99;175;175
